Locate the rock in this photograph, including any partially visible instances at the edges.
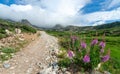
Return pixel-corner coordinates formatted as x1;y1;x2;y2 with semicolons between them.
15;28;21;34
104;71;111;74
18;38;25;41
52;62;58;69
45;56;50;61
10;66;15;69
36;62;46;69
65;71;71;74
5;29;13;36
3;63;11;68
39;67;52;74
95;63;102;70
26;67;33;74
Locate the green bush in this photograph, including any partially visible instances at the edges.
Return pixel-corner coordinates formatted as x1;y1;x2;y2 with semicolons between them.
0;33;7;39
21;25;37;33
1;47;16;53
58;58;71;68
0;53;12;61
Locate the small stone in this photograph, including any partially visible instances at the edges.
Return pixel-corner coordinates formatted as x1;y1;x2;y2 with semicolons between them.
104;71;111;74
10;66;15;69
3;63;11;68
45;56;50;61
26;67;33;74
65;71;71;74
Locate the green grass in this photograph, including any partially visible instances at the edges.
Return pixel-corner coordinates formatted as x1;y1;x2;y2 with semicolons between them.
0;47;16;62
46;30;120;73
1;47;16;53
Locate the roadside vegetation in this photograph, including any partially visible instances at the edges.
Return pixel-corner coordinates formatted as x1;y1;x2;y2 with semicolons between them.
46;29;120;74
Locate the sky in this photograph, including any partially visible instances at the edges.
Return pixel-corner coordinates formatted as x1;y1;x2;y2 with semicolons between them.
0;0;120;27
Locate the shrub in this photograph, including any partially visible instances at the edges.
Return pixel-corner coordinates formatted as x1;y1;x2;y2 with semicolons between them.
58;58;71;68
0;33;7;39
0;53;12;61
1;47;16;53
21;25;37;33
58;35;110;73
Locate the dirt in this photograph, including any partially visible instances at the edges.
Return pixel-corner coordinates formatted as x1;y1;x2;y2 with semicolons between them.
0;31;59;74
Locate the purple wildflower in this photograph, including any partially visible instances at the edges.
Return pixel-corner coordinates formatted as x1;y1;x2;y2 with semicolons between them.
100;48;104;53
83;55;90;63
91;39;98;45
99;41;106;48
68;50;74;58
71;36;77;42
81;42;87;49
102;55;110;62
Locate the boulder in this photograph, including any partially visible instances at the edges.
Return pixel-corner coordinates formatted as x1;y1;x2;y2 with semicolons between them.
15;28;21;34
5;29;13;36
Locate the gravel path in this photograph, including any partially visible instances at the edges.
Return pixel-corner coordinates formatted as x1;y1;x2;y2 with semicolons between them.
0;31;59;74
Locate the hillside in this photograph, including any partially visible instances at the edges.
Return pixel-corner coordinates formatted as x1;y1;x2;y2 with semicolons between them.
0;19;37;39
45;22;120;36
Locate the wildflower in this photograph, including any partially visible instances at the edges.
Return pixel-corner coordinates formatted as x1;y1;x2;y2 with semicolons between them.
102;55;110;62
99;41;106;48
91;39;98;45
100;48;104;53
71;36;77;42
67;50;74;58
83;55;90;63
102;49;110;62
81;42;87;49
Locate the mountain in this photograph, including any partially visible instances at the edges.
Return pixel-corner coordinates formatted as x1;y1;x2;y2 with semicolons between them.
21;19;32;26
45;21;120;31
44;21;120;36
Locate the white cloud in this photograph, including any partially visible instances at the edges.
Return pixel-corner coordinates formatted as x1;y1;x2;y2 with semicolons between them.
108;0;120;9
81;7;120;25
0;0;91;27
101;0;120;10
0;0;120;27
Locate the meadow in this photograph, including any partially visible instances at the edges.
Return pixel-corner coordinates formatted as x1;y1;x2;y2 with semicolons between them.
46;30;120;74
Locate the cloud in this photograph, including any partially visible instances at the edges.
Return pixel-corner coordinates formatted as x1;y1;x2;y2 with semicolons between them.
101;0;120;10
81;7;120;25
108;0;120;9
0;0;91;27
0;0;120;27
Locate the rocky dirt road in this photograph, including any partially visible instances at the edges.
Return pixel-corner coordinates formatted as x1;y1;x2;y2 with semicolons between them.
0;31;59;74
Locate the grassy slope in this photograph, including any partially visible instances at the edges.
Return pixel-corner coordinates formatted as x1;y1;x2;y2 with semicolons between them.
0;19;37;39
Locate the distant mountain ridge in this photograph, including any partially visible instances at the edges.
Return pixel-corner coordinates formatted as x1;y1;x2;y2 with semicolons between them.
43;21;120;36
45;21;120;32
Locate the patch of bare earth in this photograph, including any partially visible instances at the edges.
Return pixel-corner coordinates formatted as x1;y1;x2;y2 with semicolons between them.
0;31;59;74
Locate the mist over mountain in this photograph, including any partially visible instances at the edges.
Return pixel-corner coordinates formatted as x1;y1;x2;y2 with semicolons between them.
40;21;120;31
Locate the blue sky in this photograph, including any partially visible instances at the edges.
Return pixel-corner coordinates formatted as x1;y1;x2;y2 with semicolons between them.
0;0;120;27
82;0;105;14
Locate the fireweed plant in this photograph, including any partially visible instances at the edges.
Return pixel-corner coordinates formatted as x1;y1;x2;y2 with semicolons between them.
58;35;110;73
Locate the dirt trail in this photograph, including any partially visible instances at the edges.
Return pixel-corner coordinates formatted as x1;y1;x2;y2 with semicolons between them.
0;31;59;74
